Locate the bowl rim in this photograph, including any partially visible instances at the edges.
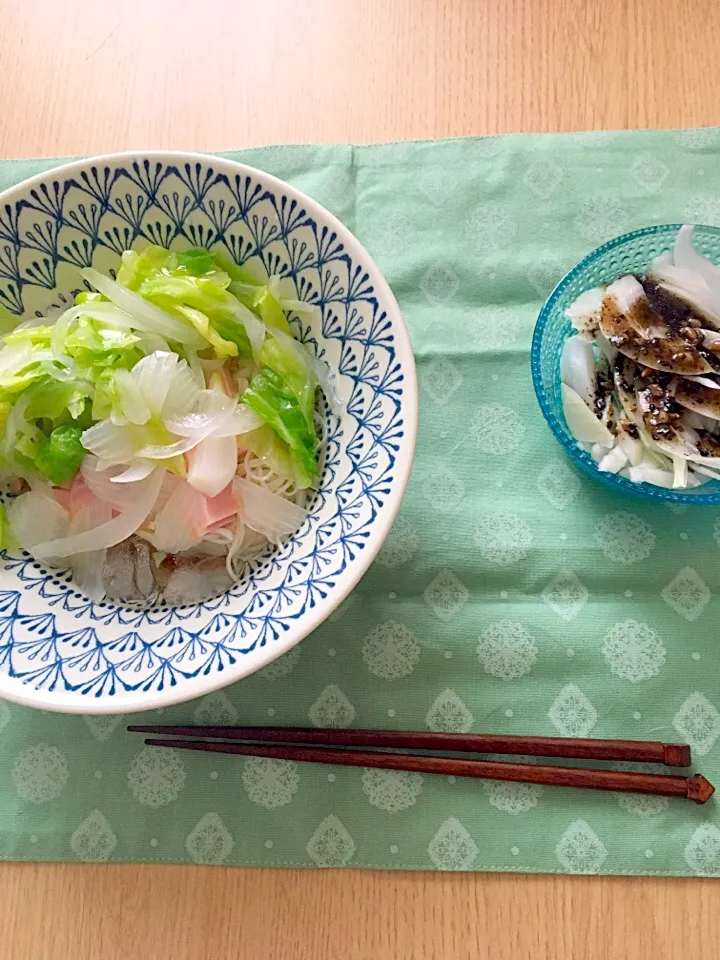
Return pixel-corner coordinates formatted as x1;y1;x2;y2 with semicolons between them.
531;221;720;505
0;149;419;713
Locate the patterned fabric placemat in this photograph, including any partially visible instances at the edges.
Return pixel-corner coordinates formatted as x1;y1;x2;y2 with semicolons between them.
2;128;720;874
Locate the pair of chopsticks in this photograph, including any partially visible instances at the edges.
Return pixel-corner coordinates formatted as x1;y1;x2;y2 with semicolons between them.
127;726;715;804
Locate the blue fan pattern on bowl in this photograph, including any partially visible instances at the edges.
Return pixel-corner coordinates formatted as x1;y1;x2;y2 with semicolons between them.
531;223;720;505
0;159;407;703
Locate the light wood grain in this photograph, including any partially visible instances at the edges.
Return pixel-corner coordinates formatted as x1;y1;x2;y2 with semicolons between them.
1;0;720;957
0;864;718;960
3;0;720;156
0;863;717;960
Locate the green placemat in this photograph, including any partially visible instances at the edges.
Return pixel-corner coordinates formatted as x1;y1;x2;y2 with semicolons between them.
2;128;720;875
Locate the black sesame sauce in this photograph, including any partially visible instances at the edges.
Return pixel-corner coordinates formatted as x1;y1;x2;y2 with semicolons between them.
599;292;716;377
584;281;720;460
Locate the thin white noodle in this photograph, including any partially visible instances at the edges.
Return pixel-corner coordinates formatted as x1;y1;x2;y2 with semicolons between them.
240;450;298;496
225;519;267;578
225;517;247;580
222;457;308;581
203;528;235;544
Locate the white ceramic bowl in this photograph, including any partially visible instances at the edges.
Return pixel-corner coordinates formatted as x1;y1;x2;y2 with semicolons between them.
0;151;417;713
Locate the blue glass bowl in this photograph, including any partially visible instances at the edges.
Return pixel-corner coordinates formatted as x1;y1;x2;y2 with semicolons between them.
531;223;720;505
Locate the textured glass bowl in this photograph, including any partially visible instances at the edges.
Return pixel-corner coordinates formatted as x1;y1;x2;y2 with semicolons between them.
531;223;720;505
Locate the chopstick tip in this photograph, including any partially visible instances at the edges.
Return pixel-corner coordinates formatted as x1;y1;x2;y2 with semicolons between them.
688;774;715;804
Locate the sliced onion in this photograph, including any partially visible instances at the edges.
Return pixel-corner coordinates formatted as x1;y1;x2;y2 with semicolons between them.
268;274;319;316
598;446;628;474
148;471;182;520
628;464;675;488
187;435;238;497
684;411;710;430
186;349;206;388
83;353;202;462
48;302;133;362
152;482;207;553
76;301;139;326
278;297;318;315
594;330;617;364
134;435;199;459
0;345;38;395
112;368;151;424
212;407;264;436
81;457;147;510
685;454;720;468
636;444;673;470
617;432;644;467
607;275;645;314
700;331;720;351
565;287;604;338
8;490;69;552
165;385;262;440
689;375;720;390
674;225;720;293
562;384;615;445
3;390;36;459
110;462;155;483
228;300;266;358
199;358;225;376
233;475;307;543
691;462;720;481
166;402;262;439
32;469;163;559
267;275;283;300
652;254;711;294
561;336;597;405
40;360;80;383
132;351;198;417
50;306;75;364
651;262;720;327
135;333;172;354
81;268;206;347
81;419;136;464
672;454;688;489
305;350;344;415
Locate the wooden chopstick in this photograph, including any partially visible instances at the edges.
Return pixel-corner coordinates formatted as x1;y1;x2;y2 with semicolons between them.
127;725;692;766
138;737;714;803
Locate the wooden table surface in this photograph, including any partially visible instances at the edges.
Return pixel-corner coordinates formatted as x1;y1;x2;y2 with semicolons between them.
1;0;719;956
